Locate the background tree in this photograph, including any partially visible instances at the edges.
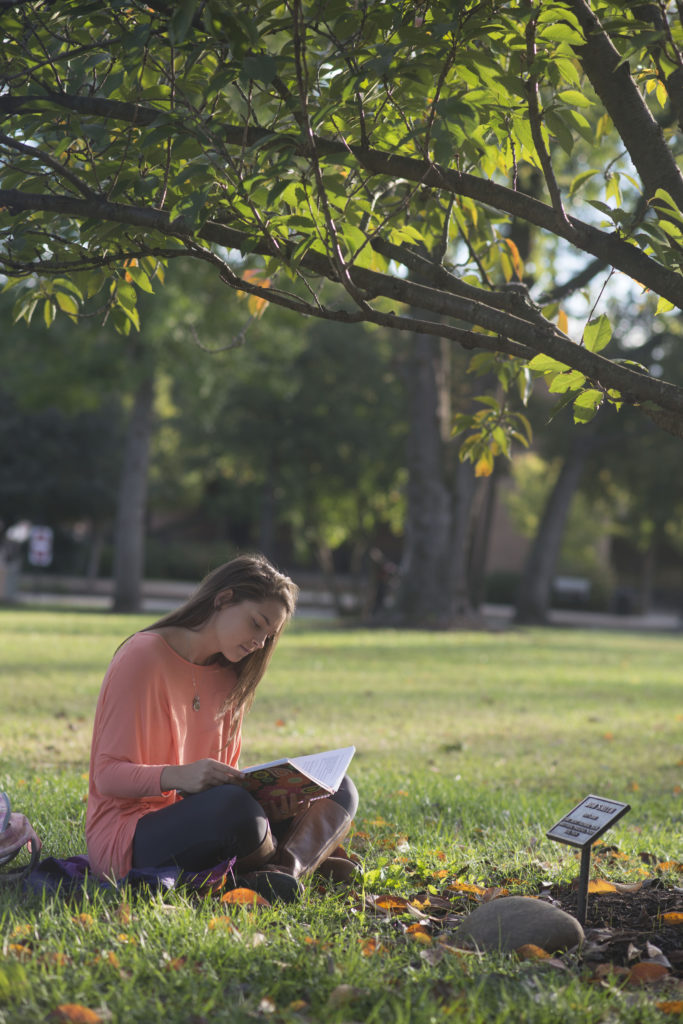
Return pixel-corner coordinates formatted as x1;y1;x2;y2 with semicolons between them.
7;1;683;619
1;262;408;607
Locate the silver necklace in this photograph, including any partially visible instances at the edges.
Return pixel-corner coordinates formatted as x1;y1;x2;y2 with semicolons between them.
191;668;200;711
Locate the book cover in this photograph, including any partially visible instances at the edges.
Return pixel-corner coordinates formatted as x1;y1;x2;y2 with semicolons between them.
241;745;355;803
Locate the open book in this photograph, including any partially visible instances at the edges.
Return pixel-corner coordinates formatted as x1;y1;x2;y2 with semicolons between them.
241;745;355;804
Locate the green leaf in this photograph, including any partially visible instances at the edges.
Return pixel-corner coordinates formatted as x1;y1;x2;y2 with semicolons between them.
557;89;592;107
55;291;79;317
124;305;141;331
584;199;610;217
583;314;611;353
656;296;675;314
652;188;681;213
473;395;501;410
52;277;84;302
169;0;198;45
614;359;650;374
242;53;278;85
548;370;586;393
114;281;137;312
126;265;155;294
573;388;603;423
527;353;569;374
548;391;578;422
538;23;585;45
553;57;580;86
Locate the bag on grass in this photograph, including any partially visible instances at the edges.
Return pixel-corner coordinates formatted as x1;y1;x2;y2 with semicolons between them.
0;791;42;882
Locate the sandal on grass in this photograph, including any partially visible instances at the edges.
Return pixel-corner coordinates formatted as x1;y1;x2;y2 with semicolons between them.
0;791;42;883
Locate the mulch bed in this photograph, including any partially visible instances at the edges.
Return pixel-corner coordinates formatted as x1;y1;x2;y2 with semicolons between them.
550;880;683;977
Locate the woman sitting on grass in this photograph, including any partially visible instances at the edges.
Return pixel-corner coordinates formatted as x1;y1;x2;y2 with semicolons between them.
85;553;358;901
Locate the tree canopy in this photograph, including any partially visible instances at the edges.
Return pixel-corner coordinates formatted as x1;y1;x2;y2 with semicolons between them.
4;0;683;454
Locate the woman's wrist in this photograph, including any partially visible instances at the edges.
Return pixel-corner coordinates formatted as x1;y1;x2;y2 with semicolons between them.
160;765;181;792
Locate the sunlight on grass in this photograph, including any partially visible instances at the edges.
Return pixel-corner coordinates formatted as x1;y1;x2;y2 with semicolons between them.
1;608;681;1024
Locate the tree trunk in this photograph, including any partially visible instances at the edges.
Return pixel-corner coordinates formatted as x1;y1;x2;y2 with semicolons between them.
636;540;656;614
397;332;453;626
112;372;155;612
312;536;350;617
258;458;276;558
446;456;480;625
468;472;498;610
514;427;597;624
85;520;106;587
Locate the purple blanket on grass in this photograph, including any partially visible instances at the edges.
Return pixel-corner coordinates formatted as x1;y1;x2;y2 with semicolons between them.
22;855;237;895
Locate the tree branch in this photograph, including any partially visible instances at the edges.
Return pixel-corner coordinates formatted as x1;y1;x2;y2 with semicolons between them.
566;0;683;207
3;185;683;417
524;11;569;223
3;92;683;304
0;132;98;199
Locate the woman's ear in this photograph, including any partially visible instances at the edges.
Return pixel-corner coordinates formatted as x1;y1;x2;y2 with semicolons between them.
214;588;234;610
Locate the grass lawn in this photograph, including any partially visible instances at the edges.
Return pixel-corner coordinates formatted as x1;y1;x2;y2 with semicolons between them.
0;606;681;1023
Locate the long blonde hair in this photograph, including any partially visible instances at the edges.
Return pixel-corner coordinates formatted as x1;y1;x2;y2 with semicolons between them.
144;553;298;728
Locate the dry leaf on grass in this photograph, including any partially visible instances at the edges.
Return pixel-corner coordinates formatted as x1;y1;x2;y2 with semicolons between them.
368;894;409;914
515;944;552;961
482;886;510;902
656;1001;683;1015
446;881;487;897
6;944;31;959
590;963;630;983
587;880;618;894
359;937;385;956
405;923;432;944
627;961;671;986
220;887;270;908
52;1006;102;1024
407;894;457;920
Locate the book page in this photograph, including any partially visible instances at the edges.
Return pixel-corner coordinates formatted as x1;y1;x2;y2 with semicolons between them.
289;746;355;790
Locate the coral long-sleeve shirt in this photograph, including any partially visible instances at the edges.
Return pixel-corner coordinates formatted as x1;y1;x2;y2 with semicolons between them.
86;631;242;879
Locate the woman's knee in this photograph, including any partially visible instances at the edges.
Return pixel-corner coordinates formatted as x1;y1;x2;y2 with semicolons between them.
209;784;270;853
330;775;359;817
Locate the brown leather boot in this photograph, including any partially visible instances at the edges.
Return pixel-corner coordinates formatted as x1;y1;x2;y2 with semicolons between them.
232;823;276;872
316;844;363;884
231;824;304;903
269;798;353;879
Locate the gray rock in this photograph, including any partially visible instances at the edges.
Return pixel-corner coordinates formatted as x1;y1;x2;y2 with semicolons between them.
453;896;584;954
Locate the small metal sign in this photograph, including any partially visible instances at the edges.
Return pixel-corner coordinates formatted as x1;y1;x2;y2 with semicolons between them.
547;794;630;849
547;794;631;926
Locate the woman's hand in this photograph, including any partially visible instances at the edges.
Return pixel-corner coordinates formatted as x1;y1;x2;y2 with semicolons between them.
160;759;245;794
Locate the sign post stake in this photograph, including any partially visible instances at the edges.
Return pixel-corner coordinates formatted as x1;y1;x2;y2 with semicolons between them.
547;795;631;927
576;845;592;926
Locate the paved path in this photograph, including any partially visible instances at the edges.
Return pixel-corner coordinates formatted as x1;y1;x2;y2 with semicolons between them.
11;581;682;631
480;603;681;632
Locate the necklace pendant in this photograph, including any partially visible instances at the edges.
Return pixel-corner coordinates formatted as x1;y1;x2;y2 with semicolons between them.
192;695;201;712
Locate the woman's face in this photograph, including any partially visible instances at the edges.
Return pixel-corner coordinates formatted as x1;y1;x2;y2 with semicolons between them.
211;596;288;663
